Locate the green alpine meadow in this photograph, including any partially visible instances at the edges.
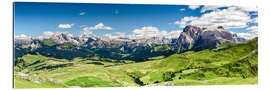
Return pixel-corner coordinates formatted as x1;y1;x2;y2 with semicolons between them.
14;2;258;88
14;37;258;88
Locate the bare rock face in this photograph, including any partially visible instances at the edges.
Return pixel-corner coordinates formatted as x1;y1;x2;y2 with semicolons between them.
176;25;204;51
176;25;247;52
194;28;234;50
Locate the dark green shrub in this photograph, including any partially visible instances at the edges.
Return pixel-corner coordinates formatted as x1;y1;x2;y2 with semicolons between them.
162;71;175;81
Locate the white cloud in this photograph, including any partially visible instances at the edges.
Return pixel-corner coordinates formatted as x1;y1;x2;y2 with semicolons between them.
200;5;228;13
175;16;199;28
15;34;30;39
239;6;258;12
104;33;115;39
165;30;182;39
58;24;74;29
42;32;54;37
179;8;185;11
81;23;113;36
175;6;253;29
237;25;258;40
55;31;73;37
83;23;112;31
104;32;127;39
200;5;258;13
132;26;182;39
131;26;182;39
133;27;159;36
237;32;257;40
188;5;201;10
79;12;86;15
103;26;182;39
81;30;93;36
132;26;164;38
32;31;74;39
115;32;126;37
246;26;258;33
131;27;182;39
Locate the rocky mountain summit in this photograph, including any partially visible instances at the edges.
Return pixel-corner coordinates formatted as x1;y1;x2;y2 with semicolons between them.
176;25;247;52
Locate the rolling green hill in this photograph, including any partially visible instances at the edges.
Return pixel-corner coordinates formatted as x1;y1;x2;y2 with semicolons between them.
14;38;258;88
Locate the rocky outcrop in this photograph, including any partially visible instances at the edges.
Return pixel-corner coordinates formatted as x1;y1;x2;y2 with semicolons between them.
176;25;247;52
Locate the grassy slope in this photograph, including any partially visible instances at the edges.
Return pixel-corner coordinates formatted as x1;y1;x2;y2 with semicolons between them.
14;77;65;88
170;77;257;86
110;38;258;85
14;38;258;88
14;55;138;88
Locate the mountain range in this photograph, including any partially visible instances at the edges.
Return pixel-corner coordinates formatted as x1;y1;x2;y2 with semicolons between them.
14;25;248;61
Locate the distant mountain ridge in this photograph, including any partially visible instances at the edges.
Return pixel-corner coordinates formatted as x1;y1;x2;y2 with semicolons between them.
14;26;247;49
14;25;249;61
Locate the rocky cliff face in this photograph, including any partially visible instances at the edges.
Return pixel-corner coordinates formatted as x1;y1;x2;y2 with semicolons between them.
176;25;204;51
176;25;247;52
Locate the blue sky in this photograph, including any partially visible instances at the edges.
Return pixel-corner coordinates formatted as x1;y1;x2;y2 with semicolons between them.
14;2;258;39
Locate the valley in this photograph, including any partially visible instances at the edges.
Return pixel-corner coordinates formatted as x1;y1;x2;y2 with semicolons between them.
14;37;258;88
